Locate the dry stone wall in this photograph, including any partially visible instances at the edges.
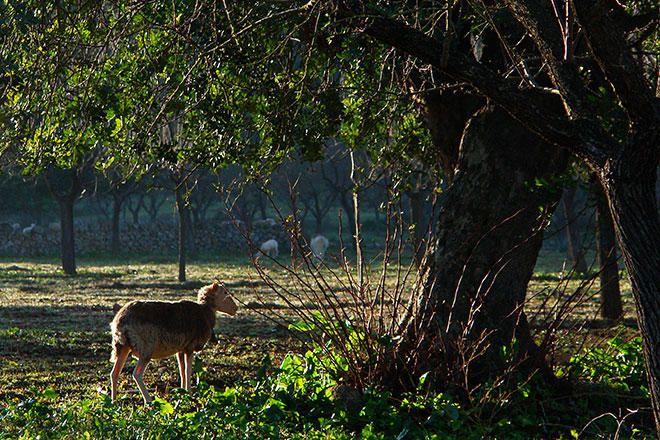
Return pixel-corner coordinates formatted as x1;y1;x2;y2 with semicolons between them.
0;219;287;257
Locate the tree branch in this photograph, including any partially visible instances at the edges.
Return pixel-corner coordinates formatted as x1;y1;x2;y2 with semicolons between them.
503;0;594;120
571;0;659;128
358;12;611;167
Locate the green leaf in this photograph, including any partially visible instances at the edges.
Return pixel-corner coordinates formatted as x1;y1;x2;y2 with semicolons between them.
288;320;316;332
417;371;431;388
41;388;58;399
152;397;174;415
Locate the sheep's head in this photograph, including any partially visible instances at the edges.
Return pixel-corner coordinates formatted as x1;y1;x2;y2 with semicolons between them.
198;282;238;316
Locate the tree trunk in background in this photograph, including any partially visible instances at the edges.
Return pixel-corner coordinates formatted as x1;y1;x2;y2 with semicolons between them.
59;197;76;275
44;167;82;276
307;190;333;234
126;193;143;225
257;193;268;220
338;193;356;251
145;192;166;222
111;193;122;256
562;185;588;274
185;206;196;258
594;181;622;321
175;187;187;283
408;188;426;267
315;214;323;235
397;108;567;390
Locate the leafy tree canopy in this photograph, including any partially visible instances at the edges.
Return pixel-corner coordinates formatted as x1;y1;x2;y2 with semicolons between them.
1;1;431;183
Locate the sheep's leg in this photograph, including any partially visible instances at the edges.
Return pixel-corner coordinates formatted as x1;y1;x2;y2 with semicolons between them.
176;352;186;388
132;356;152;404
110;346;131;402
184;352;194;390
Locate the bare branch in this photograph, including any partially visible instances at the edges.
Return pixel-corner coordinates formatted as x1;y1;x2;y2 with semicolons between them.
571;0;660;128
356;11;612;166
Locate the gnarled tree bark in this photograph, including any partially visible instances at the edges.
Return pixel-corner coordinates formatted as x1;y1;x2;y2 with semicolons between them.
396;107;567;389
599;139;660;432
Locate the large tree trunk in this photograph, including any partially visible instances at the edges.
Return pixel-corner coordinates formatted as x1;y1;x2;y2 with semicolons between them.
601;156;660;431
562;185;588;274
594;182;622;321
398;108;567;390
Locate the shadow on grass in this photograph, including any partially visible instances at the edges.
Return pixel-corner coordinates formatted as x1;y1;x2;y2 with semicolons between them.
0;265;125;282
0;305;114;332
0;303;288;338
95;279;268;293
529;317;638;330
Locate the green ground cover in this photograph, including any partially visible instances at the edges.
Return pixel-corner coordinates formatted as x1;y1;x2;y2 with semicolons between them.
0;255;652;438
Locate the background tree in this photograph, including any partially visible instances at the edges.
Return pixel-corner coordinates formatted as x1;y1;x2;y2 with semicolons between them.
43;164;86;275
217;166;268;231
189;169;218;227
142;186;169;223
319;143;359;246
291;160;338;235
103;170;138;256
593;178;624;321
561;182;589;274
124;181;148;225
171;165;194;282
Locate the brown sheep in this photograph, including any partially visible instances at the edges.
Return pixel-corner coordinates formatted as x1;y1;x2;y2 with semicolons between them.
109;282;238;404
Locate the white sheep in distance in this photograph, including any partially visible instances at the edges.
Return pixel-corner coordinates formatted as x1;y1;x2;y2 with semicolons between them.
310;234;329;263
21;223;36;235
109;282;238;404
258;239;279;258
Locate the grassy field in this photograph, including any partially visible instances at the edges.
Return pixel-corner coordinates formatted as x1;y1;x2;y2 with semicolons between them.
0;256;300;404
0;252;649;437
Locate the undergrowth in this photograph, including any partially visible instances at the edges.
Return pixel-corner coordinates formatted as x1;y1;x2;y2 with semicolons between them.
1;332;653;439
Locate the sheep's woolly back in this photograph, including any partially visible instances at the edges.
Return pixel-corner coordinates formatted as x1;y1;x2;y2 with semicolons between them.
110;298;217;361
110;282;235;363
